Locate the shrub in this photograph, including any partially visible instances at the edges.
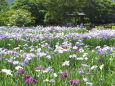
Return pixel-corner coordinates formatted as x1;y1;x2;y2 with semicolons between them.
0;10;21;26
0;9;35;26
9;9;35;27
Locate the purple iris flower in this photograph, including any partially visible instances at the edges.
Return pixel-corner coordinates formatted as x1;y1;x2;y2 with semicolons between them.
19;62;25;66
24;75;31;80
86;72;91;75
68;80;80;85
98;58;104;62
45;67;54;72
61;45;67;49
24;75;37;84
73;80;80;84
68;80;73;85
97;47;111;55
32;79;37;84
0;34;7;39
61;73;68;79
18;68;25;74
26;77;33;84
36;65;45;70
23;59;29;64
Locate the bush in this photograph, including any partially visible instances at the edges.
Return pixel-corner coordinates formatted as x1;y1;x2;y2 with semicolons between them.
9;9;35;27
0;10;15;26
0;9;35;26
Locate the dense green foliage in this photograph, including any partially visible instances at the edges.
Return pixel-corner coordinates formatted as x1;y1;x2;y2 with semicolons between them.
11;0;46;25
0;0;115;26
0;10;15;25
7;0;14;5
0;9;34;26
0;0;8;12
9;9;35;26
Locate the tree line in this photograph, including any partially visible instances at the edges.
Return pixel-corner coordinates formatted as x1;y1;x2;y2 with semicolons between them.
0;0;115;26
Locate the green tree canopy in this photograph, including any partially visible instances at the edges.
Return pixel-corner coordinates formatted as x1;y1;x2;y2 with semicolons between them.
0;0;8;12
1;0;115;26
11;0;46;25
82;0;114;23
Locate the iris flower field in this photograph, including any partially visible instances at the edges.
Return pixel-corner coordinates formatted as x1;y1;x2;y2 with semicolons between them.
0;26;115;86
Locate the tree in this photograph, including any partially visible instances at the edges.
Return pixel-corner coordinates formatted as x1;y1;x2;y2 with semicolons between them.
0;10;16;25
43;0;79;25
0;9;35;26
82;0;114;24
10;0;115;25
0;0;8;12
11;0;46;25
9;9;34;26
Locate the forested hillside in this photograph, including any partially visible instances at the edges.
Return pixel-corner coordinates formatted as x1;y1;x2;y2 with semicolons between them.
7;0;14;5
